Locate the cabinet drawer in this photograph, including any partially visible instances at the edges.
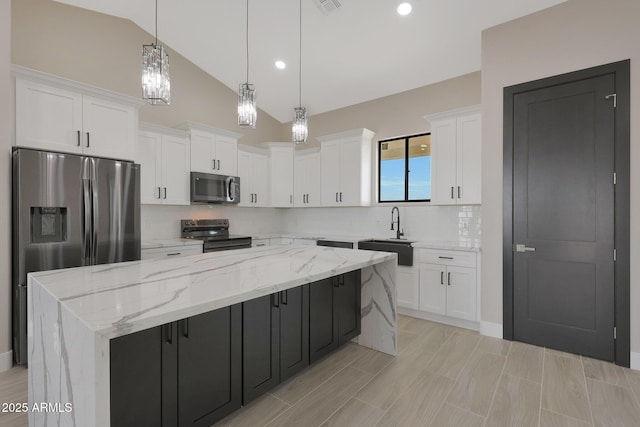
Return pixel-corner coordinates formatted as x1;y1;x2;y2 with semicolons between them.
417;249;476;268
141;245;202;260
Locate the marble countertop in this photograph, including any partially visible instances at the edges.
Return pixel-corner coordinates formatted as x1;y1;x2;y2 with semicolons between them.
141;238;204;250
248;232;481;251
29;245;396;339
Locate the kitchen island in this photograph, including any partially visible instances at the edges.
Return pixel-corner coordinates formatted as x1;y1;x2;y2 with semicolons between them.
28;245;397;427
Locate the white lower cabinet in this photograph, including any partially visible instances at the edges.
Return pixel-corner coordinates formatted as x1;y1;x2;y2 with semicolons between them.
141;244;203;260
417;249;477;322
397;265;419;310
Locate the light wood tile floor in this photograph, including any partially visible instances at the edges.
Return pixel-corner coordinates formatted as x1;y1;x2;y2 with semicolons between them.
2;315;640;426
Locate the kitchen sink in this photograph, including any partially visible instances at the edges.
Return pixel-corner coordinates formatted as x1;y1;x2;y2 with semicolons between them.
357;239;414;266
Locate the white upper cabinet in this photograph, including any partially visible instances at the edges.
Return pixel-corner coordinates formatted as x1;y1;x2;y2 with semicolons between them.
176;122;241;176
265;143;294;207
318;128;374;207
426;106;481;205
14;67;142;161
138;123;190;205
294;149;321;207
237;146;269;207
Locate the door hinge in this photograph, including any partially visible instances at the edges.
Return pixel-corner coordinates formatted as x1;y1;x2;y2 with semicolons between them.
613;249;617;261
614;326;617;340
605;93;617;108
613;172;617;185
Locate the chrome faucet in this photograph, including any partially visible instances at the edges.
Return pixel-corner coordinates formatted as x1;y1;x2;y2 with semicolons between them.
391;206;404;240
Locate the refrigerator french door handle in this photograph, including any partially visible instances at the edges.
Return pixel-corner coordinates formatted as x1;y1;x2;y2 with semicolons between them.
91;178;99;264
82;178;92;265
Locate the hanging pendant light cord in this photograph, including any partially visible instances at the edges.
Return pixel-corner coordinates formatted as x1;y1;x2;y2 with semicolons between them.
299;0;302;107
154;0;158;46
246;0;250;83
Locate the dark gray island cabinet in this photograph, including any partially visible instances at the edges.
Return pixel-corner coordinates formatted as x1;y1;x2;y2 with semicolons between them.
28;245;396;427
110;271;361;426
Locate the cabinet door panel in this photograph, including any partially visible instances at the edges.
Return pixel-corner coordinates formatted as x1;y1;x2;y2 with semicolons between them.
15;79;83;154
237;150;253;207
418;263;447;315
320;142;340;206
270;148;294;207
293;155;307;206
338;140;361;206
280;286;309;382
161;136;190;205
252;154;270;206
445;266;477;321
309;277;338;363
306;153;322;206
137;131;161;205
178;306;241;427
215;135;238;175
242;295;280;404
456;113;482;204
82;95;136;161
397;267;419;310
110;326;164;427
190;131;215;173
430;118;457;205
337;271;361;344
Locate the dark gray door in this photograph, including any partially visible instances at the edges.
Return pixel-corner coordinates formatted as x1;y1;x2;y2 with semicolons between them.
280;285;309;382
337;271;361;345
309;277;339;364
511;73;615;360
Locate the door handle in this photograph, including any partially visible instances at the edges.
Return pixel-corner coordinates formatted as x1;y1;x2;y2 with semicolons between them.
281;290;288;305
273;293;280;307
212;158;216;170
339;192;342;202
255;193;258;203
438;256;454;260
458;186;461;199
515;244;536;252
440;271;444;285
166;252;182;256
86;132;90;148
156;187;161;199
181;319;189;338
290;194;293;204
217;159;220;170
447;272;451;286
163;187;167;199
336;192;339;202
164;323;173;344
77;130;81;146
451;186;454;199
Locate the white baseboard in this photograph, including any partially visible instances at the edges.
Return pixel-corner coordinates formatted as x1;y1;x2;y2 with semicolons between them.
479;321;503;339
0;350;13;373
631;352;640;371
398;307;479;332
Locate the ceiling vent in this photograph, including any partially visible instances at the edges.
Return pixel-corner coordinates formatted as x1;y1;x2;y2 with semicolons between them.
312;0;343;15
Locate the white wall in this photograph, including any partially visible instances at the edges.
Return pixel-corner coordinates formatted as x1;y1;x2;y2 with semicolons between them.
481;0;640;361
0;0;12;367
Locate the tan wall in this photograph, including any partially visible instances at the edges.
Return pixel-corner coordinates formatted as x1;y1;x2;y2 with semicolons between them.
481;0;640;355
11;0;283;145
1;0;11;358
292;72;481;145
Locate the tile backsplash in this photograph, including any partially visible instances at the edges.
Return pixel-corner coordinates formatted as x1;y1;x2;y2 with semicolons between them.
141;204;481;243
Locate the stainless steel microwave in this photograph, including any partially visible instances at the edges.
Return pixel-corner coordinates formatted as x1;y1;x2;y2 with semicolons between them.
190;172;240;204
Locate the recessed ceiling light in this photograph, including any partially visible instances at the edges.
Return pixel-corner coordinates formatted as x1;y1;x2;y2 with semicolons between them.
275;60;286;70
397;2;412;16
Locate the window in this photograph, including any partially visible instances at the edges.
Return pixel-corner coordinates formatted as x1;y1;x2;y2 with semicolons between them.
378;133;431;202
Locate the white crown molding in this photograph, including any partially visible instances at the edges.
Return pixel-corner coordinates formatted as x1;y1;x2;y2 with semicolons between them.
174;121;243;139
316;128;376;143
237;144;268;155
294;147;320;156
424;104;481;123
12;64;147;107
139;122;190;138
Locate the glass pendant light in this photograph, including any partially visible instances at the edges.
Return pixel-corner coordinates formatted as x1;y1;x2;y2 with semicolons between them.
142;0;170;105
238;0;257;128
292;0;308;144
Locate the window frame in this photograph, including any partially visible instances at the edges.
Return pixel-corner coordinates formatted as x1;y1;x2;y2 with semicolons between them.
377;132;431;203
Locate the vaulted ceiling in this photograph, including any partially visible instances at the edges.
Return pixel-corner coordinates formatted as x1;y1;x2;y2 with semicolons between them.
53;0;566;122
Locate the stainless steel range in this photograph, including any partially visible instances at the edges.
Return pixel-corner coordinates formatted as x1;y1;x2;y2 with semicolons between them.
181;219;251;252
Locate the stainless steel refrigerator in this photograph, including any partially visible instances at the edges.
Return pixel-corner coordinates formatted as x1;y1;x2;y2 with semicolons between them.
12;148;141;365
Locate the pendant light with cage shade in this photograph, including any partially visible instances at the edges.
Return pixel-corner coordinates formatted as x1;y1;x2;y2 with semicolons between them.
142;0;170;105
238;0;257;128
292;0;308;144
